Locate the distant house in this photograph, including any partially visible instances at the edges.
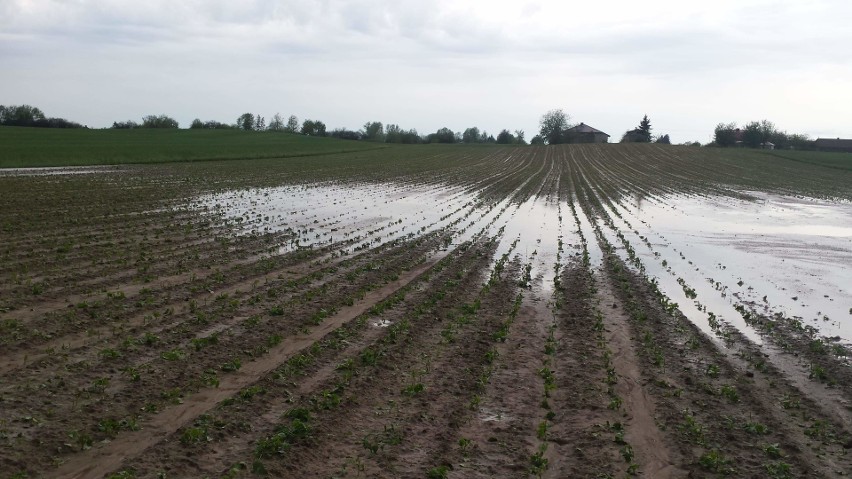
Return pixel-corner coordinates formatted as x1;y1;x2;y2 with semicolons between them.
814;138;852;153
733;128;745;146
564;123;610;143
761;142;775;150
621;129;647;143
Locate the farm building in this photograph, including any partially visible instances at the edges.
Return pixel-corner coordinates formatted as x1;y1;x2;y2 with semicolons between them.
814;138;852;152
564;123;610;143
621;129;647;143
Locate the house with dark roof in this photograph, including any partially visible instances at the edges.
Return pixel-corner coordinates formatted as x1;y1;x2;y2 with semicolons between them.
814;138;852;153
621;128;647;143
564;123;610;143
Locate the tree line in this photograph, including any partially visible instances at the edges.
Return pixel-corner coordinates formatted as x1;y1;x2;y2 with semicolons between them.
3;103;819;151
0;105;83;128
188;112;529;145
711;120;813;150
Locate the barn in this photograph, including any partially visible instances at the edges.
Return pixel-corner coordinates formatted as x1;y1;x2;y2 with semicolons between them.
814;138;852;153
564;123;610;143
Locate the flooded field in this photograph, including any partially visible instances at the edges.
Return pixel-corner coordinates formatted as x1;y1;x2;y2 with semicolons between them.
1;144;850;478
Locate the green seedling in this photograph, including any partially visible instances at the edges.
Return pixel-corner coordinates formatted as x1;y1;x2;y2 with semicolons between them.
402;383;424;396
720;384;739;403
698;449;734;474
763;443;782;458
426;466;449;479
764;461;792;479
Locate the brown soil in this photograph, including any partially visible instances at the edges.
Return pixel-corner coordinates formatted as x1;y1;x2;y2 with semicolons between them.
3;144;851;479
599;251;852;478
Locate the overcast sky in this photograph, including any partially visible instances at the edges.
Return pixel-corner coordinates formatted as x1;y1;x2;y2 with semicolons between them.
2;0;851;143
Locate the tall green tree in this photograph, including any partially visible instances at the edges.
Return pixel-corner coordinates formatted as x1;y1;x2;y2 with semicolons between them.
268;113;284;131
539;109;571;145
496;129;515;144
742;121;763;148
285;115;299;133
301;119;327;136
141;114;179;128
462;127;481;143
637;115;652;143
237;113;254;131
714;122;738;147
0;105;45;125
427;127;457;143
362;121;384;141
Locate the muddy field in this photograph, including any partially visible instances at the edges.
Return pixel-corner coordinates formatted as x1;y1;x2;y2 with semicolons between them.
1;144;850;478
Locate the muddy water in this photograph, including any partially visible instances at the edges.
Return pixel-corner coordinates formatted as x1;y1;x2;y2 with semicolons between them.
192;182;483;254
193;179;852;347
486;196;564;295
195;179;581;301
618;192;852;342
597;199;766;344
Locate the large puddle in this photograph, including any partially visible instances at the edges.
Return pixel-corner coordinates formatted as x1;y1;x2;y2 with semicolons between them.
191;179;582;302
618;192;852;342
191;181;851;344
190;181;482;254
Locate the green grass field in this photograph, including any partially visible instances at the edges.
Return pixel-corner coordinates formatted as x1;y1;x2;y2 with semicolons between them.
0;127;388;168
758;149;852;171
2;127;851;176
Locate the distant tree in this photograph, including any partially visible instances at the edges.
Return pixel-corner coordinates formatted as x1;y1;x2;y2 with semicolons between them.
190;119;204;129
362;121;384;141
141;114;179;128
530;135;545;145
0;104;83;128
655;134;671;144
385;123;401;143
758;119;776;144
268;113;285;131
496;129;515;144
514;130;526;145
787;133;813;150
539;109;571;145
462;127;481;143
254;114;265;131
427;127;456;144
198;120;233;129
330;128;362;140
285;115;299;133
111;120;140;129
742;121;763;148
769;130;789;149
39;118;83;128
636;115;652;142
301;119;327;136
0;104;45;126
713;122;738;147
237;113;254;131
385;124;421;144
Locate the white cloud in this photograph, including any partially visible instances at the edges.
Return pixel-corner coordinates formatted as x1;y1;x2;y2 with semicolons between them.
2;0;851;142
